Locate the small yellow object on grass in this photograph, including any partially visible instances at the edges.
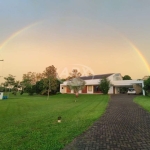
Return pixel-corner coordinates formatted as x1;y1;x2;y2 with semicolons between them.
58;116;61;123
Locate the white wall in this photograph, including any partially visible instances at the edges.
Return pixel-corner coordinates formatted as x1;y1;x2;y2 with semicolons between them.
60;85;66;93
108;86;113;94
108;73;122;82
0;92;3;100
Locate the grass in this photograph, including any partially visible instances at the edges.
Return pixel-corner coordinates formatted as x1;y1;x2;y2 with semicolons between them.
134;96;150;112
0;93;109;150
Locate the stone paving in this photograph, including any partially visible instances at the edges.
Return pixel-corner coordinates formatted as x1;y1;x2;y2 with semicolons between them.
63;94;150;150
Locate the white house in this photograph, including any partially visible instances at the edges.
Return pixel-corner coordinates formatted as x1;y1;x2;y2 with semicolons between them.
60;73;145;95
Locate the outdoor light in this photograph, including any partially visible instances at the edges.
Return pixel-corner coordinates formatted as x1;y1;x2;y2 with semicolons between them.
58;116;61;123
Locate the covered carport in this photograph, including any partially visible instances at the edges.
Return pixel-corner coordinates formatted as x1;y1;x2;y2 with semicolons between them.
112;80;145;96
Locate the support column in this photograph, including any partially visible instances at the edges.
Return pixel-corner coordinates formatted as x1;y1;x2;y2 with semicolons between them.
142;82;145;96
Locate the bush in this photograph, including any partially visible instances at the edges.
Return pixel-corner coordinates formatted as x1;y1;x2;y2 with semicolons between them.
0;87;5;92
35;80;44;94
143;77;150;95
35;79;60;95
25;85;36;95
99;78;110;94
20;91;24;95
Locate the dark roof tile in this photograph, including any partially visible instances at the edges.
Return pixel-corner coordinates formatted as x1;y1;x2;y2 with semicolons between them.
80;73;114;80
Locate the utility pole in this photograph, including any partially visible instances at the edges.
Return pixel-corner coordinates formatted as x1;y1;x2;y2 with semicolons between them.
0;59;4;81
0;60;4;95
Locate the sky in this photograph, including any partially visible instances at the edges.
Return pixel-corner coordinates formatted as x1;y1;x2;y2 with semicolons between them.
0;0;150;82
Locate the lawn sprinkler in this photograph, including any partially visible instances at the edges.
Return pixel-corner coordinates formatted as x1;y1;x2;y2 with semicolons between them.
58;116;61;123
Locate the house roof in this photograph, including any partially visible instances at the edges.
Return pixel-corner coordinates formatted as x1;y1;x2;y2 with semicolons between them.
80;73;114;80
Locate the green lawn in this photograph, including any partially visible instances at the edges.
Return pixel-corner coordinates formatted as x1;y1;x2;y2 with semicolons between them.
0;93;109;150
134;96;150;112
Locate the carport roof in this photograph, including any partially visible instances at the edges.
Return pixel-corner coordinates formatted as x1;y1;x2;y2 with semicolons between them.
112;80;144;87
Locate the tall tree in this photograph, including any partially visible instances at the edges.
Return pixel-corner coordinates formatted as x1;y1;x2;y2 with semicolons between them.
4;74;16;97
22;72;43;85
22;72;35;87
66;69;82;80
35;73;44;82
43;65;58;99
21;72;43;95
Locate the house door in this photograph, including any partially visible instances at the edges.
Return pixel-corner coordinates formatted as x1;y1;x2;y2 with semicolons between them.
67;87;71;93
82;86;87;93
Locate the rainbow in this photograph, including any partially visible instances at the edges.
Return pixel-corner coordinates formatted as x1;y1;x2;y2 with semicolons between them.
0;20;149;75
109;26;150;74
126;40;150;74
0;21;43;51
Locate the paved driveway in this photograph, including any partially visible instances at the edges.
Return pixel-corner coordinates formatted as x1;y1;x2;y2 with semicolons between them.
63;94;150;150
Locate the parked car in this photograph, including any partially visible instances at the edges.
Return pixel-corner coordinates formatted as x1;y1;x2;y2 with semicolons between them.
127;88;136;95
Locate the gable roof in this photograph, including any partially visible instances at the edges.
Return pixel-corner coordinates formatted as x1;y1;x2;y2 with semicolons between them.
80;73;114;80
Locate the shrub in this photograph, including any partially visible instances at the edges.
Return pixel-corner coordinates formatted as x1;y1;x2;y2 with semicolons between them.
99;78;110;94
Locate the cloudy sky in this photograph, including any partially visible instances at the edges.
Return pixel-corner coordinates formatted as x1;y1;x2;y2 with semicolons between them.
0;0;150;81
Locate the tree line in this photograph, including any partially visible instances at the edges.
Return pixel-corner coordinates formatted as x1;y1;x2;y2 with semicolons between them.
1;68;150;97
0;65;60;98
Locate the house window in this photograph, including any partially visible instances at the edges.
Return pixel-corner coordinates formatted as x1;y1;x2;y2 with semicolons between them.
88;86;92;91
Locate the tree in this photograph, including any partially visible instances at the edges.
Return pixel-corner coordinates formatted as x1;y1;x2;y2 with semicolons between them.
42;78;59;95
12;80;20;95
67;69;85;100
22;72;35;91
143;76;150;95
25;84;36;95
4;74;15;88
67;78;85;100
43;65;58;99
99;78;110;94
21;72;43;95
66;69;82;80
35;73;44;82
35;79;44;94
120;75;132;93
0;83;5;92
14;80;20;88
122;75;132;80
22;72;43;86
21;77;33;95
4;74;16;97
